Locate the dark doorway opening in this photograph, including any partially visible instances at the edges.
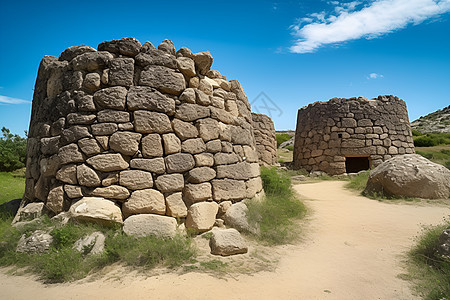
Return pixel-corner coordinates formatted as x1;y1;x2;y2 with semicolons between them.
345;157;370;173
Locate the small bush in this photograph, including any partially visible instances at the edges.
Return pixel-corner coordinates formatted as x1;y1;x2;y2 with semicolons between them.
247;167;306;245
414;136;438;147
414;132;450;147
259;166;292;197
411;129;423;136
408;223;450;300
286;145;294;151
276;134;292;147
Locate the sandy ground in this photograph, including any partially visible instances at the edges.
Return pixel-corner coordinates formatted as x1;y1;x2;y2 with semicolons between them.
1;181;449;300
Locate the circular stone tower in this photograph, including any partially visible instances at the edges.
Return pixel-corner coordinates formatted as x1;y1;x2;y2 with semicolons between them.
20;37;263;233
293;95;415;175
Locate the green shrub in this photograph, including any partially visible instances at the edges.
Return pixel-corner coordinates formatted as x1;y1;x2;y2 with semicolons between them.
414;136;438;147
0;127;27;172
247;167;306;245
408;223;450;300
411;129;423;136
259;166;292;197
276;134;292;147
286;145;294;151
414;133;450;147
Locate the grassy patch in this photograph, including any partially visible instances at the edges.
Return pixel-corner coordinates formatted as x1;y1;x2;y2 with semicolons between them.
277;148;293;163
406;222;450;300
276;133;292;147
345;171;370;192
0;215;196;283
247;167;306;245
0;171;26;205
416;145;450;169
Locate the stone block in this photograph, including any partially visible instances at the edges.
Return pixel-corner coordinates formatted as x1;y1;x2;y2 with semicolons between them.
122;189;165;217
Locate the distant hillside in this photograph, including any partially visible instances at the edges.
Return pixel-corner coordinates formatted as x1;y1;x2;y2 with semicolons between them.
411;105;450;133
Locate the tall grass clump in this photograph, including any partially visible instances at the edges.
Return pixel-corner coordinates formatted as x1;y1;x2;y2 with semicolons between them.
247;167;306;245
407;222;450;300
345;171;370;192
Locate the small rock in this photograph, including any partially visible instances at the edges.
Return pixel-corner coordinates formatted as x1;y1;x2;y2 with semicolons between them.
16;230;53;253
209;228;248;256
74;232;106;255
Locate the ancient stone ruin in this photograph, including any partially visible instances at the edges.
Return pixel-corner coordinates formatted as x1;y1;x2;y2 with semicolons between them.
293;95;415;175
18;37;263;235
251;113;277;165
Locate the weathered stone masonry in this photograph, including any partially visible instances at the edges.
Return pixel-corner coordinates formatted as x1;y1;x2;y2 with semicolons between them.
22;37;263;233
251;113;277;166
293;95;415;175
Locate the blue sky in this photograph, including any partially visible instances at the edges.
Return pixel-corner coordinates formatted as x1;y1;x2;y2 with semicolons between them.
1;0;449;135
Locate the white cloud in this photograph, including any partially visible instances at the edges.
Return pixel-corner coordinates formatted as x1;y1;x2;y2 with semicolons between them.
368;72;384;79
290;0;450;53
0;95;31;104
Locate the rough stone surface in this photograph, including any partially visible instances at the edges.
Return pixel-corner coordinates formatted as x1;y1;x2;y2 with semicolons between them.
130;158;165;174
224;202;258;234
251;113;277;165
16;230;53;253
86;154;128;172
109;131;141;156
12;203;46;224
155;173;184;193
19;37;262;238
90;185;130;200
209;228;248;256
364;154;450;199
188;167;216;183
165;192;187;218
212;179;247;201
165;153;195;173
119;170;153;190
185;202;218;232
69;197;123;226
122;189;166;217
184;183;213;203
293;96;415;175
123;214;177;238
73;232;106;255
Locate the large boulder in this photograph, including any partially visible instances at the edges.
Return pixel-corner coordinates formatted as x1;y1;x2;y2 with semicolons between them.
123;214;177;238
69;197;123;226
209;228;248;256
364;154;450;199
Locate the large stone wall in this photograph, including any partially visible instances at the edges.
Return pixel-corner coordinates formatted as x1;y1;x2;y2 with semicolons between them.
251;113;277;165
22;37;263;232
293;95;415;175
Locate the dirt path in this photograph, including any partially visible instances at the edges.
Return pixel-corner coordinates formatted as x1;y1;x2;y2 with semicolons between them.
1;181;449;300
